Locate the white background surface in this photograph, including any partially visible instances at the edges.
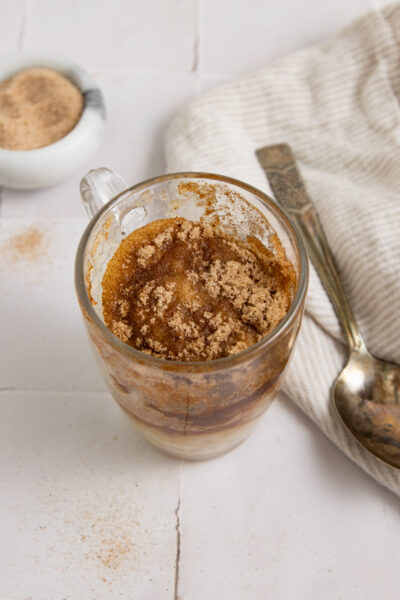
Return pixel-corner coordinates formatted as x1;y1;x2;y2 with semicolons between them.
0;1;399;599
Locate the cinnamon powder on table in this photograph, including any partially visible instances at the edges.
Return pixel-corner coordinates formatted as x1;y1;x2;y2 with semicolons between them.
0;67;83;150
102;218;296;362
2;226;46;262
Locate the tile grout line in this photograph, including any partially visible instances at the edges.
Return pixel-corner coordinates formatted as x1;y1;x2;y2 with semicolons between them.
174;451;185;600
0;387;109;396
191;0;201;72
17;0;29;50
193;0;203;96
174;493;182;600
173;371;192;599
88;66;229;78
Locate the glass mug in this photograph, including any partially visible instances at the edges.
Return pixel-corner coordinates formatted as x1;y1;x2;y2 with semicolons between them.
75;170;308;460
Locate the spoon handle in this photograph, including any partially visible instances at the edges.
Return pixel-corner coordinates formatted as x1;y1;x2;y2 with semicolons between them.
257;143;365;352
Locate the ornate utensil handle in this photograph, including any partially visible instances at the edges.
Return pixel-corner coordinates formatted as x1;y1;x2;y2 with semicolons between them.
256;143;365;351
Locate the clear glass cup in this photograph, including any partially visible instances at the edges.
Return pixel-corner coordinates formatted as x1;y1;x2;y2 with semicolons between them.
75;169;308;460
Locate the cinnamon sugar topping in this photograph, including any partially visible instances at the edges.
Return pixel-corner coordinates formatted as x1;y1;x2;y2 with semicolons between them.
102;218;295;361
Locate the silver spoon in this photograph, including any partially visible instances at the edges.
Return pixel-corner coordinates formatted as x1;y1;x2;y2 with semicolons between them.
257;143;400;469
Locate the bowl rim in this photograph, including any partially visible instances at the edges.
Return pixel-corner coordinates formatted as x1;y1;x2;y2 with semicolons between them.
75;171;309;371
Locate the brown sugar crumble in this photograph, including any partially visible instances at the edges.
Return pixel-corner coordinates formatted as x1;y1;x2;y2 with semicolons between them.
0;67;83;150
102;218;296;361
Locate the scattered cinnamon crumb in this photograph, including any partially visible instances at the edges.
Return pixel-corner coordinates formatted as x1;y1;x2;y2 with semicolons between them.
187;270;199;285
138;282;155;306
153;227;173;247
140;324;149;335
111;320;132;342
152;283;175;314
115;298;130;317
169;311;200;338
137;244;155;268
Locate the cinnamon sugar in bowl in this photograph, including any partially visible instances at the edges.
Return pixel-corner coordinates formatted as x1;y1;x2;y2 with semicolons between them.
0;52;105;189
0;67;84;151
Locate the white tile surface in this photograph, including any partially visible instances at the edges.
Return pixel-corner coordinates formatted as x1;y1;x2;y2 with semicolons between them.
24;0;197;71
0;218;105;391
1;70;197;218
0;0;25;54
200;0;372;75
0;389;181;599
198;73;232;94
95;69;197;185
1;178;88;219
178;396;400;599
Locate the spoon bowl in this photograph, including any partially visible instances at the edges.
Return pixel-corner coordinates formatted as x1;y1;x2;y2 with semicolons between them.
333;350;400;468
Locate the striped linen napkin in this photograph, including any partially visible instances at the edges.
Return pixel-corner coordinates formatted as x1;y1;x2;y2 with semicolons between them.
165;4;400;495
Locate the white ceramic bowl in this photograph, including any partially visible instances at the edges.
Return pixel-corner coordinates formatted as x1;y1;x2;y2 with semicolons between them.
0;52;106;189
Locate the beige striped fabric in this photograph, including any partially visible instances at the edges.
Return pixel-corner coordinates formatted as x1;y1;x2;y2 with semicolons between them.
165;4;400;495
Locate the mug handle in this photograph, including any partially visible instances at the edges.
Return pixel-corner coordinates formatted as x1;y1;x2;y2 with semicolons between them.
80;167;128;219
